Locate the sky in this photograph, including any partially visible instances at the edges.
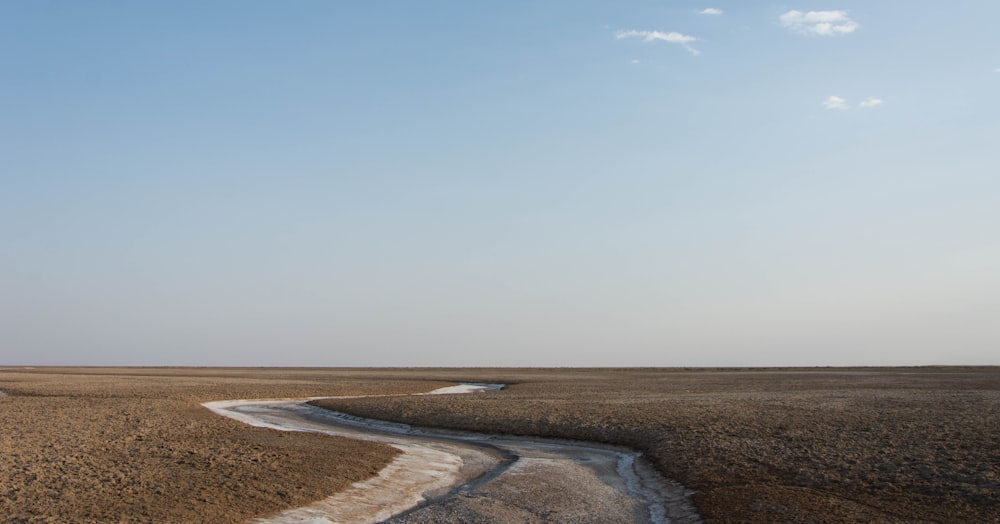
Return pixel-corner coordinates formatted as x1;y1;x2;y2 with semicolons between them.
2;1;998;367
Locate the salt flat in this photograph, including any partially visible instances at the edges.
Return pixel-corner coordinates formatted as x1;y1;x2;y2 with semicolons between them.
2;367;998;522
207;384;697;523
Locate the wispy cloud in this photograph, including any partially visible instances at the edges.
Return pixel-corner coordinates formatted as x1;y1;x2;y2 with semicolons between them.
699;8;723;15
822;96;885;110
631;59;641;64
615;29;701;56
780;10;859;36
822;95;849;110
859;97;885;108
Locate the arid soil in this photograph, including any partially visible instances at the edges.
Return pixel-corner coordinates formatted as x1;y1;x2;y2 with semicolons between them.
0;367;450;523
2;367;998;523
312;368;1000;523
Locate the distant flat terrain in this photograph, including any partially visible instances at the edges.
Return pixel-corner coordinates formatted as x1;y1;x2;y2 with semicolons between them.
313;367;1000;523
2;367;998;522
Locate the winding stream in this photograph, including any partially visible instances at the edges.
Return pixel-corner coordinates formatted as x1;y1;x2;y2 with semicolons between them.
204;384;700;523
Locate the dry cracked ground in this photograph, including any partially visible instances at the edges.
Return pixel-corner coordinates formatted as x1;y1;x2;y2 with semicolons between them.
2;366;999;522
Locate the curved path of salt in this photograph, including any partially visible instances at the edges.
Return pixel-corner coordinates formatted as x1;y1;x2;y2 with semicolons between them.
204;384;700;523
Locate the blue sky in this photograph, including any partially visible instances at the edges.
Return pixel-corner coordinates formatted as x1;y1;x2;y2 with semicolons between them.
2;1;998;366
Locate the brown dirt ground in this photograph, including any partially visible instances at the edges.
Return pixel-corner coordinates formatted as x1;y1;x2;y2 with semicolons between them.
0;367;450;523
311;367;1000;523
3;367;998;523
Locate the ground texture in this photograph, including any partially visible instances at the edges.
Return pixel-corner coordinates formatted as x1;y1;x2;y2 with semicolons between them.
2;367;998;523
0;368;447;523
312;368;1000;523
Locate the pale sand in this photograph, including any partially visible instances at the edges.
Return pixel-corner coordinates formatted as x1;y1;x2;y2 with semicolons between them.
420;383;505;395
203;385;503;523
207;383;699;523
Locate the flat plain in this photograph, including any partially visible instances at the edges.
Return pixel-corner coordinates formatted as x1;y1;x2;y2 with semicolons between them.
316;367;1000;523
0;368;449;523
2;367;998;523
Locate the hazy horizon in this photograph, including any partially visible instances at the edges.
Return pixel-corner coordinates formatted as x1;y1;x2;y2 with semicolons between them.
2;2;998;367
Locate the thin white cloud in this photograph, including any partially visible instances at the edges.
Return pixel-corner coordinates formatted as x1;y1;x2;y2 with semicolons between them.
780;10;859;36
995;68;1000;73
615;29;701;56
631;59;641;64
699;8;723;15
859;97;885;108
822;95;849;110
